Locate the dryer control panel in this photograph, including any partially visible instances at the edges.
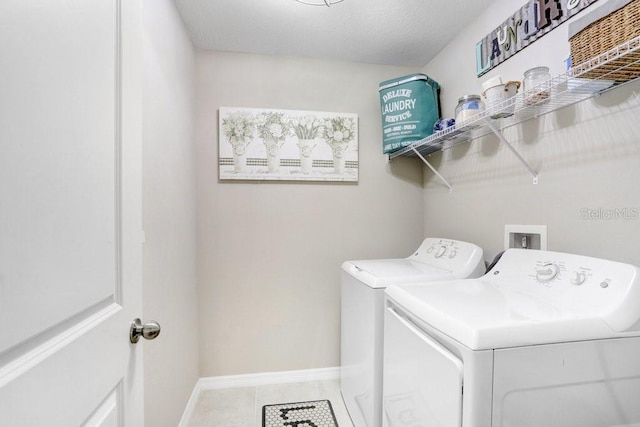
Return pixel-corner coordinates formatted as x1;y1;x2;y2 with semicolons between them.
410;238;485;279
489;249;640;333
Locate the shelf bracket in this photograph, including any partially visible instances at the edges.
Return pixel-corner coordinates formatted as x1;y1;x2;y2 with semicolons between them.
486;121;539;184
411;147;453;192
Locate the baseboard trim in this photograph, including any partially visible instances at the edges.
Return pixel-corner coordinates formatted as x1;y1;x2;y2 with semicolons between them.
200;366;341;390
178;367;341;426
177;378;202;427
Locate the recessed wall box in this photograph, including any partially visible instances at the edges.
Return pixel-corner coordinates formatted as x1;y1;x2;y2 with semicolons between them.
504;224;547;250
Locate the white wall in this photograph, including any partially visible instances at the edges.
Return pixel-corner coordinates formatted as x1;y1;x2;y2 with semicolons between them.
421;0;640;265
195;51;424;376
142;1;199;426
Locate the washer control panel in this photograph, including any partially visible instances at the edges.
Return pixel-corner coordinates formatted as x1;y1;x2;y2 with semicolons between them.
413;239;468;260
423;240;458;259
530;260;602;289
489;249;640;330
530;258;616;290
410;238;484;278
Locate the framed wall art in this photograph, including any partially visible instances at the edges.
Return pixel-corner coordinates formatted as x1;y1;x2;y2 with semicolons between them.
219;107;358;182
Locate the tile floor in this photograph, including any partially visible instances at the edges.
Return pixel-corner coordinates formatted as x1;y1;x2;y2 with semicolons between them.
187;379;354;427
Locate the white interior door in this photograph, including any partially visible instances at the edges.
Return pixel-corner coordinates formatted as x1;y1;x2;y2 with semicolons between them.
0;1;144;425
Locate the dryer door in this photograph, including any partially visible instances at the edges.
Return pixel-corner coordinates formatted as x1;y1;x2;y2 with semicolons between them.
383;305;464;427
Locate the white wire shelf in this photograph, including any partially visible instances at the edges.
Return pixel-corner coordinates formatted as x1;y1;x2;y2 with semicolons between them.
387;35;640;170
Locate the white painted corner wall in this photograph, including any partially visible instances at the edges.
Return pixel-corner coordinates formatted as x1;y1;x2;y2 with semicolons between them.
140;5;427;421
142;1;199;426
141;1;426;423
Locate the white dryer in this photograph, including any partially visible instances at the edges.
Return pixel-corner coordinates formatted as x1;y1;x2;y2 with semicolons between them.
383;248;640;427
341;238;485;427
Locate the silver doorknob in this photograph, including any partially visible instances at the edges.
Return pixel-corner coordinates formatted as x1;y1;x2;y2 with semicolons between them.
130;318;161;343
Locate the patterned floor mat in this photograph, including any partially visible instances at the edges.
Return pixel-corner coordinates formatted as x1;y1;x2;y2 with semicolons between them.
262;399;339;427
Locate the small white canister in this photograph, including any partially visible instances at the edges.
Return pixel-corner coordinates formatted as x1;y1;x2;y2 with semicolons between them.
482;77;521;119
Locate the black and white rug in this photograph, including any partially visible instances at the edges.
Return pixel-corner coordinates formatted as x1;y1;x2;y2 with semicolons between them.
262;399;339;427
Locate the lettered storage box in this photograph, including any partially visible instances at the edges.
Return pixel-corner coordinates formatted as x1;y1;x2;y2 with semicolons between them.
378;73;441;154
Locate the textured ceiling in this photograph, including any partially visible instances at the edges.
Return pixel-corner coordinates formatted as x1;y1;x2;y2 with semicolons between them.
174;0;497;67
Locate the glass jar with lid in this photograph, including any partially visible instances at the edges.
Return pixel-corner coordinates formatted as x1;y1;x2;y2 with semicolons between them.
455;95;485;128
523;66;551;105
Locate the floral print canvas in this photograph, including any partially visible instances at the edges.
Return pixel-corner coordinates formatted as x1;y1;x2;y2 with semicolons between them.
219;107;358;182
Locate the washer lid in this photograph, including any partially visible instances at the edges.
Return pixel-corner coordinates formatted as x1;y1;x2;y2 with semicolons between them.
386;278;637;350
342;259;450;289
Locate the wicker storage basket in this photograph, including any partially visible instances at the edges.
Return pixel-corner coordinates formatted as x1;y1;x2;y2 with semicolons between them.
569;0;640;81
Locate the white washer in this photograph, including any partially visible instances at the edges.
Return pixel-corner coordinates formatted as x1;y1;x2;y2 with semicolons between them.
383;248;640;427
341;238;484;427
